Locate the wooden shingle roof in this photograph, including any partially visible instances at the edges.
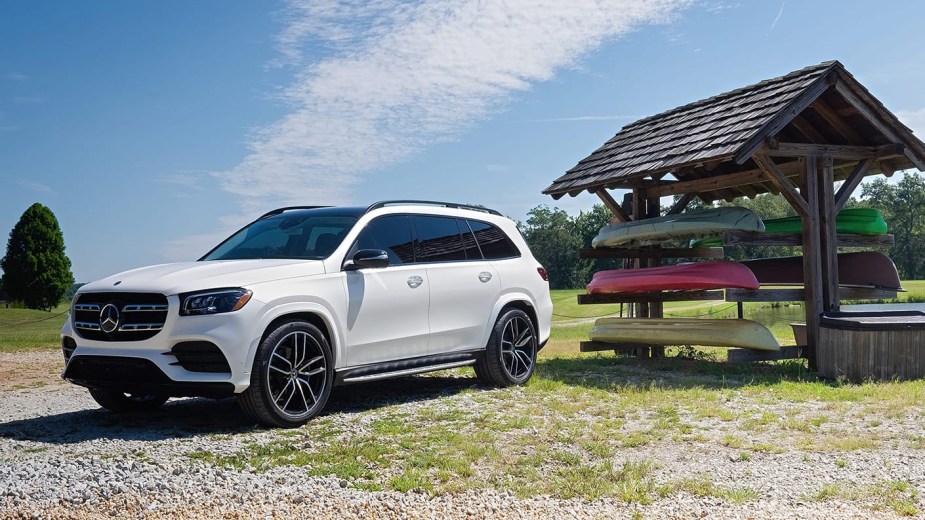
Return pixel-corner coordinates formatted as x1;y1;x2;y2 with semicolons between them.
544;61;925;202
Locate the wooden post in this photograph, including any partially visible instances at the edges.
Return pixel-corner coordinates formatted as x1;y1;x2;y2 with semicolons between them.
801;156;823;371
819;156;839;312
631;189;649;321
647;194;665;358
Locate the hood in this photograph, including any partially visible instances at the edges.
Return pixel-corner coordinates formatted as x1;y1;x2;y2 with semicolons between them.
78;259;328;296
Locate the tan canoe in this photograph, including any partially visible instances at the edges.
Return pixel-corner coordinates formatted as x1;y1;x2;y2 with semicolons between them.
590;317;780;351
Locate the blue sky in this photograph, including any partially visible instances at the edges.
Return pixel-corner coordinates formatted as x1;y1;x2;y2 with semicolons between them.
2;1;924;282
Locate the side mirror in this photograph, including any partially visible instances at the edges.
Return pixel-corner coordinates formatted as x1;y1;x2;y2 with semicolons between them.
344;249;390;271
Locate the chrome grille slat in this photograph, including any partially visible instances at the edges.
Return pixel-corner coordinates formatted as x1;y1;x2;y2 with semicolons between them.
119;323;164;331
74;304;100;312
75;321;101;330
123;304;169;312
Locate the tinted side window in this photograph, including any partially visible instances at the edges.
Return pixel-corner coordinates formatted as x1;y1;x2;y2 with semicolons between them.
412;216;467;263
458;219;482;260
351;215;415;265
467;220;520;259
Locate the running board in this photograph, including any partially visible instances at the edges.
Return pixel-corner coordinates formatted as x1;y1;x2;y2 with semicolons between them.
340;359;476;384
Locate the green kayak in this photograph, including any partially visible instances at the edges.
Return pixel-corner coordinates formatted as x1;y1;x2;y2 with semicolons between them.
692;208;887;247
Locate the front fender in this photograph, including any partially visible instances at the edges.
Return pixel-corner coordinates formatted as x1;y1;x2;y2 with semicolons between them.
246;300;346;373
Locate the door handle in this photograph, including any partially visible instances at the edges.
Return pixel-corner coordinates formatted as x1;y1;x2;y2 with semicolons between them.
478;272;493;283
407;275;424;289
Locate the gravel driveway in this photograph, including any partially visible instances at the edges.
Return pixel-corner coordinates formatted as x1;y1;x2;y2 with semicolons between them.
1;350;922;519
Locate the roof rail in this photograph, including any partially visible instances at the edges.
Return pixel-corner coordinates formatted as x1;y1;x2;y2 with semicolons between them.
257;206;330;220
366;200;502;216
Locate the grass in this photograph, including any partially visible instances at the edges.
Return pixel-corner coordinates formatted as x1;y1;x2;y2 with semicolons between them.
7;287;925;506
809;480;919;516
0;303;69;352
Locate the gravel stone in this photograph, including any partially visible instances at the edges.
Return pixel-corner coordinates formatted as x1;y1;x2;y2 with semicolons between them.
0;350;922;519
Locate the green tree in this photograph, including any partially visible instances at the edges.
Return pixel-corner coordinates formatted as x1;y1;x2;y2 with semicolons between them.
520;204;621;289
520;205;583;289
1;203;74;310
862;173;925;279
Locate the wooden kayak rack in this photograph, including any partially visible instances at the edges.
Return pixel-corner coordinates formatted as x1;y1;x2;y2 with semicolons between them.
576;232;897;364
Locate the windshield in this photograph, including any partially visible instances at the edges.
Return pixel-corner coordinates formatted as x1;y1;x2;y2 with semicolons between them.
202;211;359;261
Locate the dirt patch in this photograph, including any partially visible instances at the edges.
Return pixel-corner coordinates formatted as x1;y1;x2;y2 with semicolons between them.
0;349;65;392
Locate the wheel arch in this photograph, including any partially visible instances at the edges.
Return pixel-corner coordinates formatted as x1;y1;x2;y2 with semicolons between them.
249;304;342;371
481;294;539;348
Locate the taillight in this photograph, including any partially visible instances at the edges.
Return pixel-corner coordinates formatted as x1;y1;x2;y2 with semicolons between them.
537;267;548;281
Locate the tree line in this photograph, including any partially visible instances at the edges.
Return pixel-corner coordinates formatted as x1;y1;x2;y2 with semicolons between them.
520;172;925;290
4;173;925;307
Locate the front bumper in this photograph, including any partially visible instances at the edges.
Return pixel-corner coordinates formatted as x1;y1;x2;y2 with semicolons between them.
61;296;262;394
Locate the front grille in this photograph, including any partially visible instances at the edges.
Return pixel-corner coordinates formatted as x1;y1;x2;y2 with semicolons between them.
169;341;231;373
73;292;169;341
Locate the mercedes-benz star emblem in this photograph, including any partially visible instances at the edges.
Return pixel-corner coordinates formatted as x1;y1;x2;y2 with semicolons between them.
99;304;121;334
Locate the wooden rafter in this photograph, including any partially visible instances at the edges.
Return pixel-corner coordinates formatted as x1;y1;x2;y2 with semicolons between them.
752;153;809;216
595;189;631;223
834;158;874;212
811;98;864;143
667;193;695;215
765;141;904;160
646;168;773;197
790;115;828;143
834;79;925;171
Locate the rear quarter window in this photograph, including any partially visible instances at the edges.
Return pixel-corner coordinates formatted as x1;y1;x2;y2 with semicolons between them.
467;220;520;259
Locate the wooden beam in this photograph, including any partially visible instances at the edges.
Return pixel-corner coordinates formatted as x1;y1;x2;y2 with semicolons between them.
646;168;775;197
765;142;904;160
727;346;805;364
834;158;874;212
580;341;657;354
834;79;925;171
801;155;822;371
578;247;724;259
734;72;834;164
811;98;865;143
753;152;809;216
578;291;725;305
645;193;665;358
722;231;894;248
790;115;828;143
725;287;898;302
819;155;839;312
877;160;896;177
667;193;695;215
595;189;631;223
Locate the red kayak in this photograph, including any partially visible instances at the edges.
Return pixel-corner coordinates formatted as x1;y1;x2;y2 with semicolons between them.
587;261;760;294
741;252;903;290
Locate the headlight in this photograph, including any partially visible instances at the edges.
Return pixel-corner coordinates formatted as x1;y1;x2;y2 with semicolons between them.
179;288;252;316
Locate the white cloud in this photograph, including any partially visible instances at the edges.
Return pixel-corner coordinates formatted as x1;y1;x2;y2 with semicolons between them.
214;0;691;213
532;114;642;122
16;179;53;194
898;107;925;137
156;170;211;190
3;73;27;81
769;1;784;31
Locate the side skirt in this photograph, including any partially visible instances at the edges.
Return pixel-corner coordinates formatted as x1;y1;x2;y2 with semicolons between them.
335;351;481;385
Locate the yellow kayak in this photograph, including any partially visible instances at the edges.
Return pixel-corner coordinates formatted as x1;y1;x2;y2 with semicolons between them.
590;317;780;351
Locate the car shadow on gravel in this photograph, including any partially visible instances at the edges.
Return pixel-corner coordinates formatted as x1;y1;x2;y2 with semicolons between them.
0;375;479;444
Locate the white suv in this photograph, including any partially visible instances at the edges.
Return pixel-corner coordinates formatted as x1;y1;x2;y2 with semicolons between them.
61;201;552;427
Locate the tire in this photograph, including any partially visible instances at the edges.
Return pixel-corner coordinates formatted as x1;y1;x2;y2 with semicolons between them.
474;308;538;387
238;320;333;428
88;388;169;412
